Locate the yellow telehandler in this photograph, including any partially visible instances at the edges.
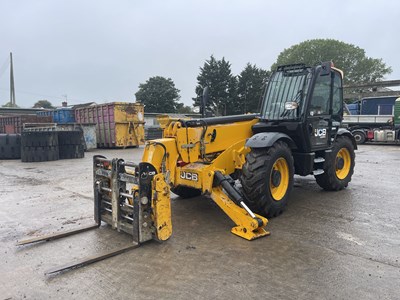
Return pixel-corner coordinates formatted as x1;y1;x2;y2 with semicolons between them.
18;62;356;274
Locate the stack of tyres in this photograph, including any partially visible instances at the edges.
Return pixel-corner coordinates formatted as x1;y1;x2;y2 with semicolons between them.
0;134;21;159
58;131;85;159
21;132;59;162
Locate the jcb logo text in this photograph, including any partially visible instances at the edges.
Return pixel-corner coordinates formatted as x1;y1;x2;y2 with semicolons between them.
180;171;198;181
314;128;327;138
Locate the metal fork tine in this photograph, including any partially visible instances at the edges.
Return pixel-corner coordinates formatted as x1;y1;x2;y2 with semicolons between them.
45;243;139;275
16;224;99;246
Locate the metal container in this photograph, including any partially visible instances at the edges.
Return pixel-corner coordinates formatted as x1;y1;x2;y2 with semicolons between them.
37;108;76;124
74;102;145;148
373;129;396;142
385;130;395;142
374;130;385;142
0;115;52;134
360;96;398;115
57;123;97;150
53;108;75;123
23;123;97;151
36;110;53;118
79;124;96;150
145;126;163;140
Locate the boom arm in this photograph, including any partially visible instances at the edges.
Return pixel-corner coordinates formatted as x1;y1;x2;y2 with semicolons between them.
137;115;269;241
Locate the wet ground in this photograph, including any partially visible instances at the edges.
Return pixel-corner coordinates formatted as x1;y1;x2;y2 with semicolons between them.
0;145;399;299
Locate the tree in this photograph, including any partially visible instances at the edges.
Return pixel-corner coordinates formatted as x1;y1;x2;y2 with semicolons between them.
135;76;181;113
272;39;392;84
237;63;270;113
193;55;239;116
33;100;54;109
176;103;193;114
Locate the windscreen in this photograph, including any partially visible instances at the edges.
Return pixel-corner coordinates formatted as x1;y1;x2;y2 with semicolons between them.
261;67;312;120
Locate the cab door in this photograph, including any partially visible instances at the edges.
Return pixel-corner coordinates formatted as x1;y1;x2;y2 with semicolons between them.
307;72;332;150
307;70;343;151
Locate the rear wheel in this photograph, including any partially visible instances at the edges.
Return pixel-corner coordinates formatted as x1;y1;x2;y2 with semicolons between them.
241;141;294;218
352;130;366;144
315;136;355;191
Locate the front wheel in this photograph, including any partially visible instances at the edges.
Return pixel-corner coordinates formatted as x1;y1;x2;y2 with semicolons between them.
315;136;355;191
240;141;294;218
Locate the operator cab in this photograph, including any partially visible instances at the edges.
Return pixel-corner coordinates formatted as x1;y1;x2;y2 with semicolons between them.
254;62;344;153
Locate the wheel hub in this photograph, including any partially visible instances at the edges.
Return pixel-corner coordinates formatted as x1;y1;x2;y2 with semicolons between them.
336;157;344;170
271;170;281;187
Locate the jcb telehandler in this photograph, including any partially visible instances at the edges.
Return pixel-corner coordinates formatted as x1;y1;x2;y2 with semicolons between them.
18;62;356;274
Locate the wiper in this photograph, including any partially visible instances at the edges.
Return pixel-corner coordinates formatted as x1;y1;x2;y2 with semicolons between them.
293;89;303;104
295;89;303;118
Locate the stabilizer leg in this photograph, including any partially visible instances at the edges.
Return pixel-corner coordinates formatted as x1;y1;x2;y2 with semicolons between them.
211;186;270;241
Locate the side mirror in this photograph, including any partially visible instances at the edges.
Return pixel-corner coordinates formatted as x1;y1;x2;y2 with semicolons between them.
284;102;299;110
201;86;209;118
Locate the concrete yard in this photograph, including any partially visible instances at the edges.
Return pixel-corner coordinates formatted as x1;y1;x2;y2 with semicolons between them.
0;145;399;299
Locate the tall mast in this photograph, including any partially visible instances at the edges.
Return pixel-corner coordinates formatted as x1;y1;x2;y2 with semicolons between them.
10;52;16;107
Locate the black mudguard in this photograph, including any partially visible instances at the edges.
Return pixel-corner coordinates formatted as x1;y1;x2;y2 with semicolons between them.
245;132;296;149
337;128;358;150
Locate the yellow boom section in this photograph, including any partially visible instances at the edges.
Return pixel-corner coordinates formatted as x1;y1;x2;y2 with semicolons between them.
142;115;270;241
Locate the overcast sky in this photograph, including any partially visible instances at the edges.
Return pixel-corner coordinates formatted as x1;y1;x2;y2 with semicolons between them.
0;0;399;108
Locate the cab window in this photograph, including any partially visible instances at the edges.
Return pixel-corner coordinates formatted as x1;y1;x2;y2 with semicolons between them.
309;74;330;116
332;71;343;117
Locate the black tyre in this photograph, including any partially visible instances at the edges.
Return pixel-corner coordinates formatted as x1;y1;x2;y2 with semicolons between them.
240;141;294;218
315;136;355;191
58;131;84;145
171;185;201;198
58;131;85;159
21;132;59;147
0;134;21;159
21;145;59;162
21;132;59;162
352;130;366;144
59;144;85;159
